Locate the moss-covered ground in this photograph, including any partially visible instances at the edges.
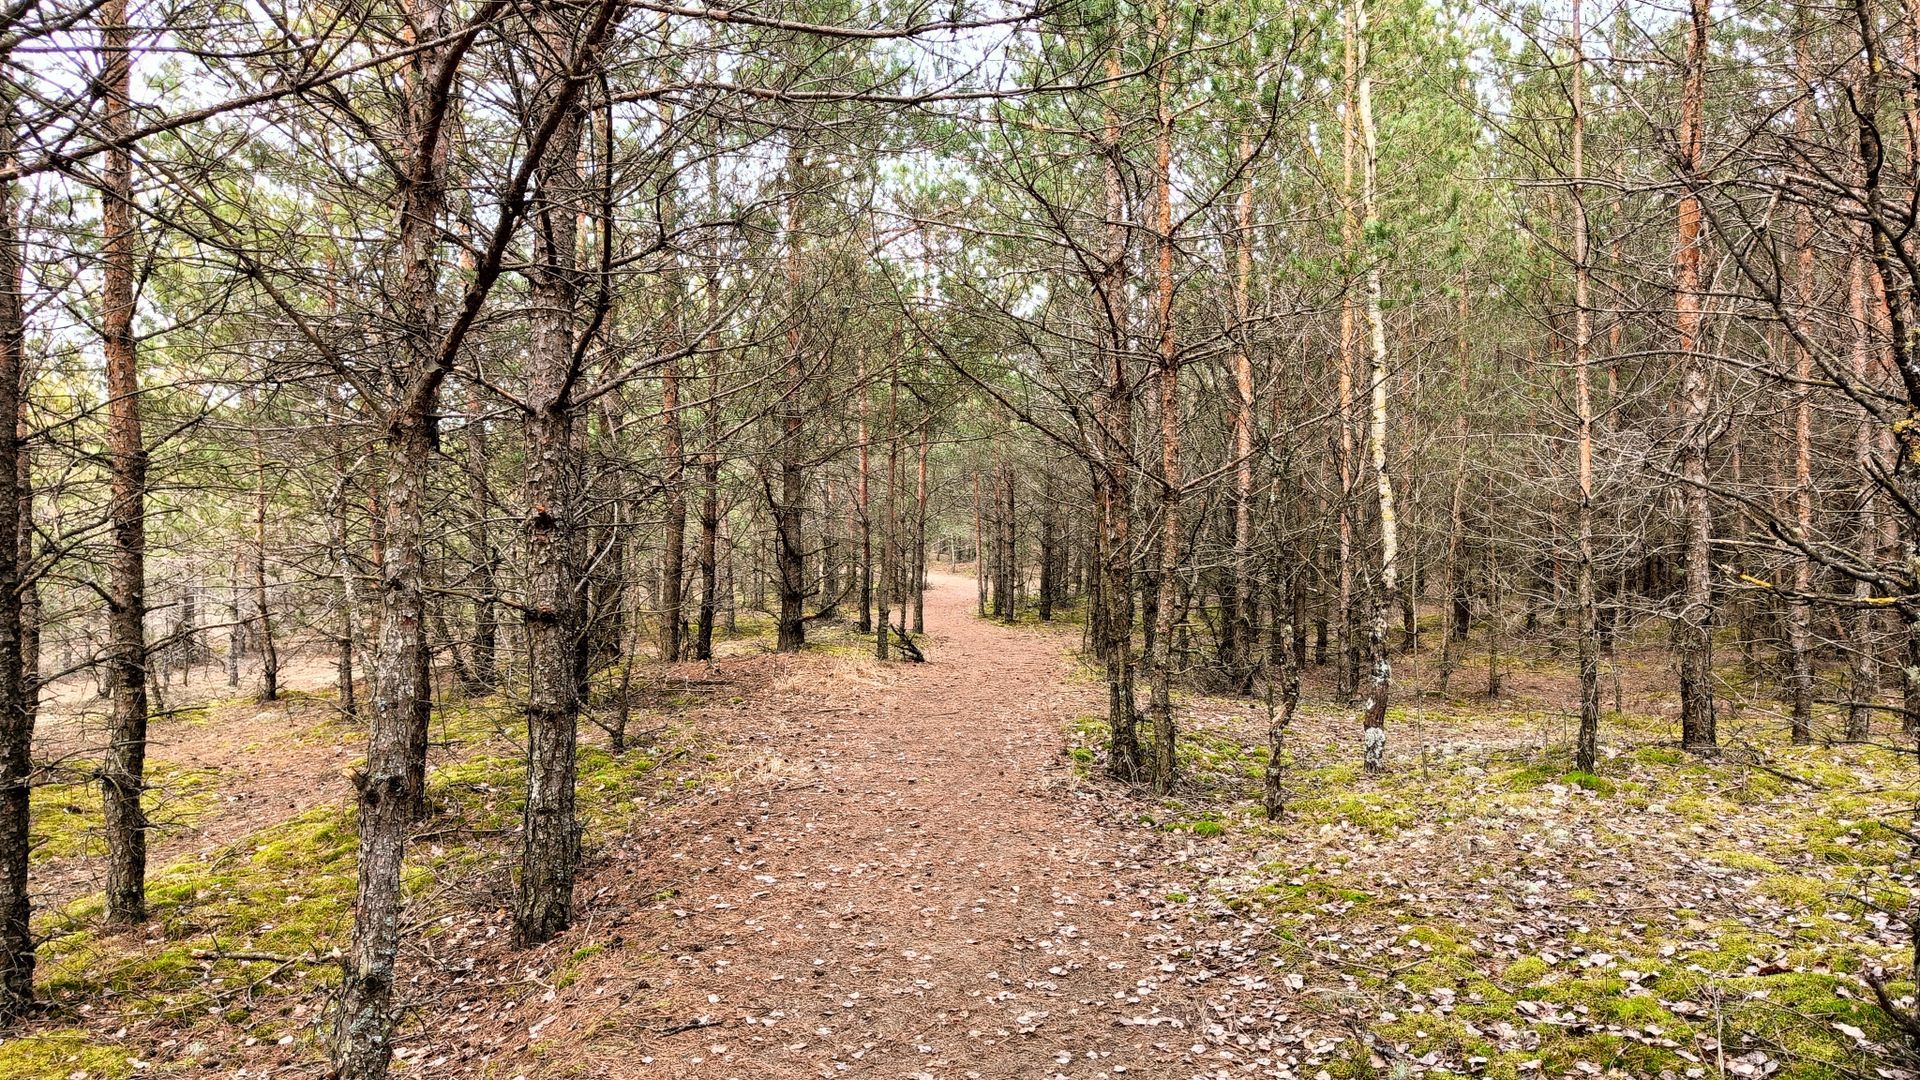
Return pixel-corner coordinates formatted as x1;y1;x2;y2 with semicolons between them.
1067;656;1920;1079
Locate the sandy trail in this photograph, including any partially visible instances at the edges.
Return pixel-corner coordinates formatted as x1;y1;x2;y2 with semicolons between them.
552;572;1212;1080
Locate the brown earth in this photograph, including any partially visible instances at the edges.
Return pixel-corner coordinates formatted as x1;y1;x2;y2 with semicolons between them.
468;573;1235;1080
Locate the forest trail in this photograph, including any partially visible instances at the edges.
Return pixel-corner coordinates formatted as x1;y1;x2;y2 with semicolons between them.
532;572;1217;1079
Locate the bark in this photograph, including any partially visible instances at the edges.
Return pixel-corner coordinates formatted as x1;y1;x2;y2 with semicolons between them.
773;149;808;653
1675;0;1717;751
513;7;593;948
694;262;723;662
1785;13;1815;746
1228;129;1258;694
658;249;686;662
1848;251;1878;741
913;423;928;634
100;0;150;925
857;353;873;634
0;76;33;1023
1094;45;1141;782
1038;471;1056;623
336;0;499;1067
466;388;498;691
328;474;360;720
1571;0;1602;774
878;358;898;660
1146;3;1181;794
1440;274;1470;695
1348;0;1400;773
252;429;278;703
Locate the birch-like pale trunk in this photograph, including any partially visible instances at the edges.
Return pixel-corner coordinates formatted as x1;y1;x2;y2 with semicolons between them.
1355;0;1400;773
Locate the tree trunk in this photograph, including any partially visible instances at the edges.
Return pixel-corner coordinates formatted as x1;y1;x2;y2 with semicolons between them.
1355;0;1399;774
1570;0;1601;774
774;150;808;653
1146;4;1181;794
252;429;278;703
1675;0;1717;751
100;0;150;924
857;354;873;634
659;296;686;662
913;422;928;633
0;77;35;1022
334;0;460;1067
1095;43;1141;782
1783;13;1815;745
1848;251;1878;740
1229;129;1258;695
512;11;594;947
467;388;498;691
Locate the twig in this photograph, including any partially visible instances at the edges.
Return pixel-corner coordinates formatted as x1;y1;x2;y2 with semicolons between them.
657;1016;723;1037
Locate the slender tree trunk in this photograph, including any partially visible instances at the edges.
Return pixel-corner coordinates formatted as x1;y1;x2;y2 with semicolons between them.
1038;470;1056;623
1336;0;1361;704
1784;13;1815;746
913;422;928;633
512;13;593;947
0;78;35;1022
1095;40;1140;780
335;0;458;1067
226;562;242;688
857;353;873;634
1440;276;1470;693
1848;251;1879;740
659;256;686;662
466;388;498;691
1229;129;1257;694
1571;0;1602;774
1006;457;1021;618
878;358;898;660
774;150;808;653
252;429;278;703
1146;3;1181;793
974;472;987;616
100;0;150;924
695;263;723;662
1354;0;1398;773
1675;0;1717;751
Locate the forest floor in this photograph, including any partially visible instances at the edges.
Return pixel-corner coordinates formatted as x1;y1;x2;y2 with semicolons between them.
1;575;1917;1080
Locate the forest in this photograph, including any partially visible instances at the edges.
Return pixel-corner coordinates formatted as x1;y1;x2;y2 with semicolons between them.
1;0;1918;1076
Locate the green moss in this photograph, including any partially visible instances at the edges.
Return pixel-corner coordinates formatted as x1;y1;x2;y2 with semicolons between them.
31;762;218;862
1755;873;1828;906
0;1028;134;1079
1706;849;1782;874
1502;956;1550;984
1560;770;1612;794
1325;795;1412;833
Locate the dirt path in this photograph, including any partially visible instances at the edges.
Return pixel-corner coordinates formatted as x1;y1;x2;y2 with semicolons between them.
518;572;1221;1080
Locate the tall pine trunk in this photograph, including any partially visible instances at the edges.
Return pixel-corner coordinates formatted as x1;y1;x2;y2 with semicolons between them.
0;74;35;1022
100;0;150;924
1674;0;1717;751
513;8;594;947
